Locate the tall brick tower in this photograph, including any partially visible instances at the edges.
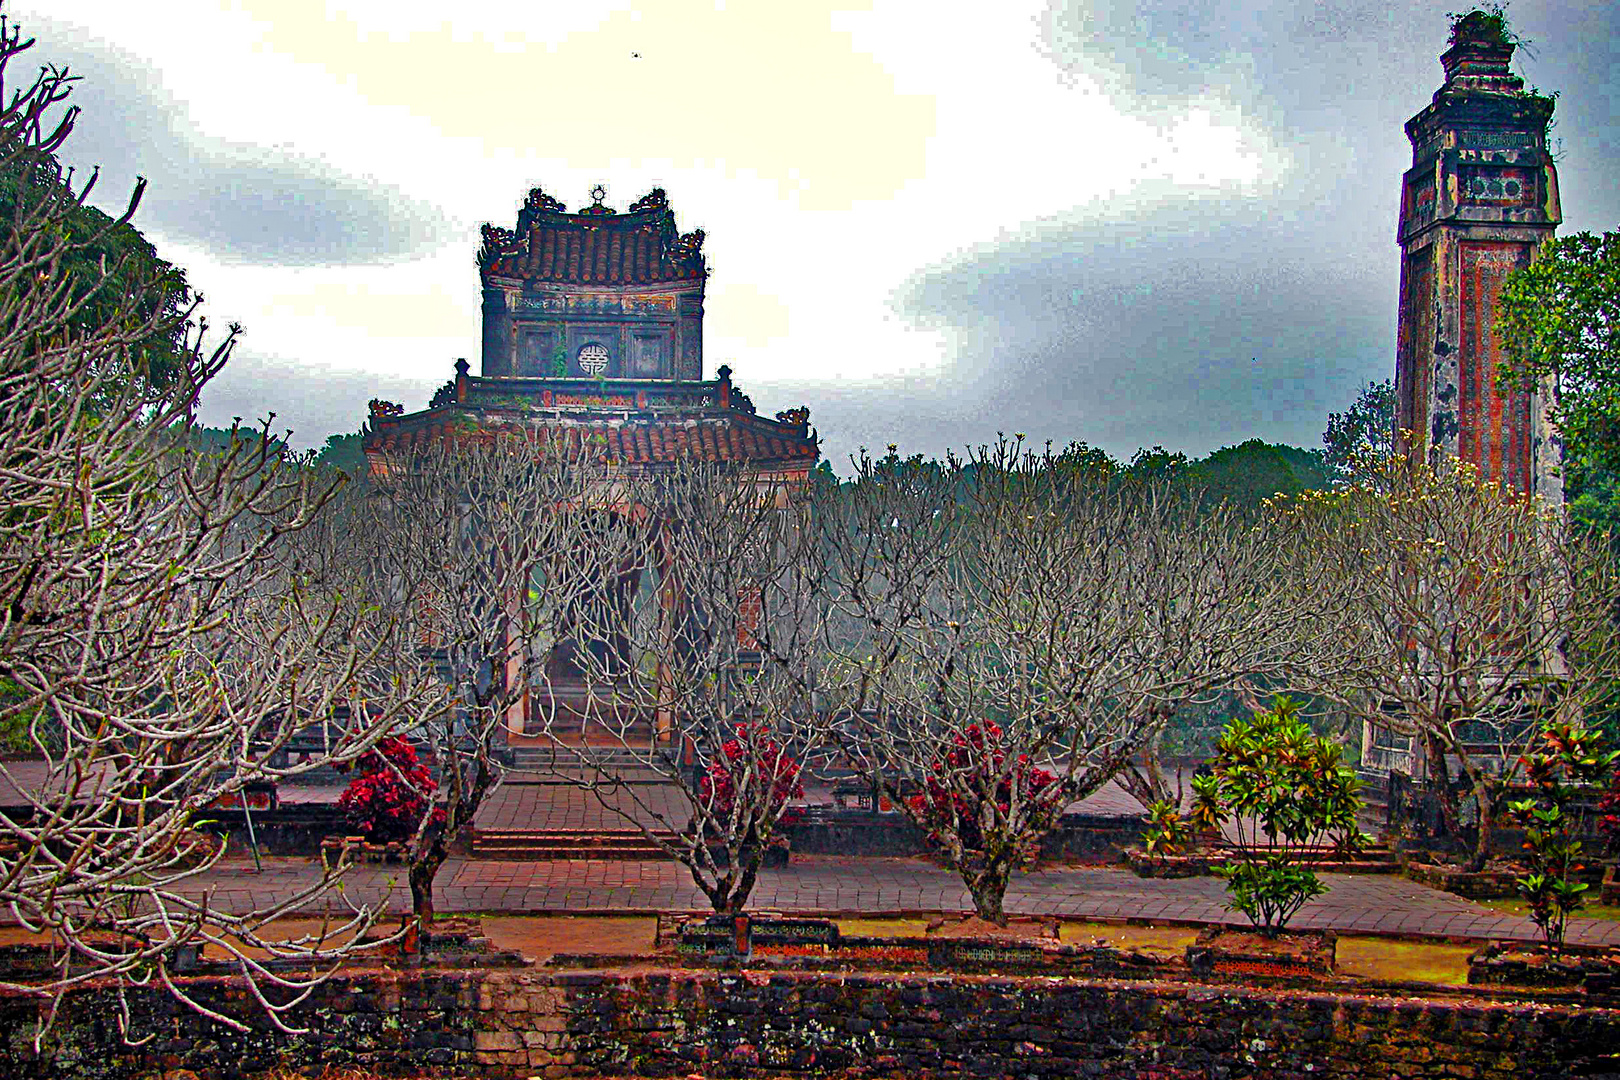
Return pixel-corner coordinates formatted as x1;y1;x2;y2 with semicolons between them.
1394;11;1561;499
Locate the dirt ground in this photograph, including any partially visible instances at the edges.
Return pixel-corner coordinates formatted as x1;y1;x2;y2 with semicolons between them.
479;914;657;960
0;914;1481;987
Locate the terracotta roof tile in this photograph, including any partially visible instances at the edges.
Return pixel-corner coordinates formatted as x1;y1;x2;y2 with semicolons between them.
364;400;817;468
479;190;706;286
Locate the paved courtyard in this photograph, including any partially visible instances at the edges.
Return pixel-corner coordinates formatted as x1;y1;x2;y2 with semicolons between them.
472;774;1150;832
7;763;1615;948
163;853;1620;947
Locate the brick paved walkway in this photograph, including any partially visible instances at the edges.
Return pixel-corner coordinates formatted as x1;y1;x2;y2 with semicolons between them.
158;854;1620;948
471;778;1149;833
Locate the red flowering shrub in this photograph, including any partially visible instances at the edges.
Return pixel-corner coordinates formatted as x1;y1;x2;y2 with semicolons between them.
698;723;805;829
337;736;445;844
906;720;1065;860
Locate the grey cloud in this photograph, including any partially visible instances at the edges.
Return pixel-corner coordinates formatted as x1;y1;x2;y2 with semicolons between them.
194;349;439;450
871;190;1389;466
25;15;455;266
1037;0;1620;229
859;3;1620;473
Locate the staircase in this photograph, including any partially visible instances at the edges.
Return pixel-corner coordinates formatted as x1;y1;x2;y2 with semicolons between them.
470;828;678;860
501;744;683;784
1208;840;1402;874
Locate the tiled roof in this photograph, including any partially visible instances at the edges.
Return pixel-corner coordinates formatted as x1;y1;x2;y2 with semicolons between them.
365;410;817;469
479;186;705;286
546;418;816;464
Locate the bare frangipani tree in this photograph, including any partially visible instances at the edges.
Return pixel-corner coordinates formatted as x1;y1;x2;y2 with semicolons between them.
355;433;615;929
0;16;442;1043
1272;447;1620;872
812;439;1321;924
545;456;833;914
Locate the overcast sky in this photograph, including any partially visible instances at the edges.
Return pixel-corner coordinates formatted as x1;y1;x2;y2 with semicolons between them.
22;1;1620;475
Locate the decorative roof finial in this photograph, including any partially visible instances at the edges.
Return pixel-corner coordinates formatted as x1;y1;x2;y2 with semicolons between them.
580;184;616;217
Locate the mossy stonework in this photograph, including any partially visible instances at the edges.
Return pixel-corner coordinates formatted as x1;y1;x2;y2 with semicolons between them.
4;966;1619;1079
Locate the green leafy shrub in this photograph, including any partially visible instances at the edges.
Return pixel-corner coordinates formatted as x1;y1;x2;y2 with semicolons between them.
1192;696;1365;935
1508;720;1619;952
1142;799;1192;859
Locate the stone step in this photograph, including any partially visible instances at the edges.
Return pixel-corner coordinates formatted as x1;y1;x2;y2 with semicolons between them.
471;844;672;861
1207;842;1401;872
502;745;682;784
470;828;679;861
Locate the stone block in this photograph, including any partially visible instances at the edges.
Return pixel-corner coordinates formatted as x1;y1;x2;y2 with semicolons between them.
475;1029;523;1051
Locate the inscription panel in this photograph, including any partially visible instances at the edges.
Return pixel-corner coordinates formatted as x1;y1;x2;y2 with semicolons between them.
1458;241;1533;491
1405;178;1437;232
631;333;667;377
1460;130;1535;151
517;327;560;376
516;293;675;316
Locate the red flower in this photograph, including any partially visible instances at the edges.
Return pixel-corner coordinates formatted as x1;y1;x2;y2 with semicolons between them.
698;723;805;828
337;736;440;844
906;720;1066;858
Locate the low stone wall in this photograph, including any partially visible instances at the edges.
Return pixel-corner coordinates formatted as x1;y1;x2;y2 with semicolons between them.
6;964;1620;1079
785;808;1141;863
200;803;347;857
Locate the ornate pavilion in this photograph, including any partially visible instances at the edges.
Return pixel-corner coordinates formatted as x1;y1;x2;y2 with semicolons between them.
361;185;820;740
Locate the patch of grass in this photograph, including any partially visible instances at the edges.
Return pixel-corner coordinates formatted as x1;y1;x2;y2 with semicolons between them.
1335;935;1475;986
1475;897;1620;921
836;917;935;937
1057;921;1200;956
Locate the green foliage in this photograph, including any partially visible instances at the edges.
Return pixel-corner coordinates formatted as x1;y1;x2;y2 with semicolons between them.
1118;440;1331;514
1446;5;1515;47
0;139;191;400
1193;439;1334;512
1194;695;1365;935
549;344;568;377
1498;230;1620;491
1507;720;1619;952
1142;800;1191;858
1564;453;1620;539
186;424;287;457
845;435;1330;527
313;429;366;475
1321;379;1395;484
0;677;38;753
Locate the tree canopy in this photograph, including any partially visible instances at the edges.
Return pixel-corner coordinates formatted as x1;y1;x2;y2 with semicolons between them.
1320;379;1395;484
1498;229;1620;535
0;118;191;398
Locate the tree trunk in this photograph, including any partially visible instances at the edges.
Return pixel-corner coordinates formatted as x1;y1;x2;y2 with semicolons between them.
1424;732;1464;842
728;856;762;915
1464;774;1496;874
967;859;1013;927
1116;727;1177;811
409;838;445;925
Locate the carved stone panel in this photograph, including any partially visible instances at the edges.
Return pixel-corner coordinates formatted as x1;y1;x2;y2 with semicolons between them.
568;324;621;377
518;327;561;376
631;333;667;378
1458;165;1538;208
1396;244;1435;447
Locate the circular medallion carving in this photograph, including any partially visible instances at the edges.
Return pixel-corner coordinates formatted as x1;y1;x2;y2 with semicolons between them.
578;342;610;376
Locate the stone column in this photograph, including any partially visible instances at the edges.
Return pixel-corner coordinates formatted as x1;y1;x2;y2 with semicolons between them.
1394;15;1561;500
